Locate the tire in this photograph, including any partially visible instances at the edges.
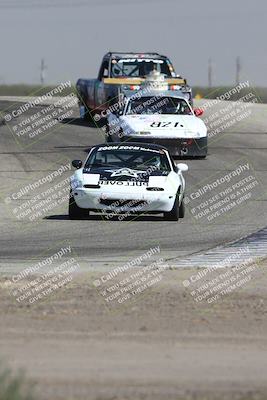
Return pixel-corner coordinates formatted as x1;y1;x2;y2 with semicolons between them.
105;126;113;143
164;192;180;221
84;105;95;123
106;134;113;143
196;150;207;159
179;197;185;218
69;192;89;220
197;138;208;158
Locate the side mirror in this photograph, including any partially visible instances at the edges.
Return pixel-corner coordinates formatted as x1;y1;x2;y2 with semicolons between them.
114;109;123;117
176;163;188;172
72;159;82;169
194;108;204;117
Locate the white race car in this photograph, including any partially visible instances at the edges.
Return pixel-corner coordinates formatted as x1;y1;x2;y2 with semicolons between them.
69;142;188;221
106;91;208;157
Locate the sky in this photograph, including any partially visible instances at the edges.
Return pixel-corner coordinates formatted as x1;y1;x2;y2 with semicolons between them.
0;0;266;86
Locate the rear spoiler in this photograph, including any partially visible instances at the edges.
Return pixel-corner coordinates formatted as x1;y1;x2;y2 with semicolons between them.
103;77;187;86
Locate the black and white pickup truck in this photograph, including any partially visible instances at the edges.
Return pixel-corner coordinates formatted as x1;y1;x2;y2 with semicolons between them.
76;52;193;122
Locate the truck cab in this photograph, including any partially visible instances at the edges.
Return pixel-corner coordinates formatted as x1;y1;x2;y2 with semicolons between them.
76;52;192;122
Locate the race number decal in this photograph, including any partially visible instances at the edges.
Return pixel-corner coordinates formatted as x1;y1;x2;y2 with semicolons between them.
150;121;181;128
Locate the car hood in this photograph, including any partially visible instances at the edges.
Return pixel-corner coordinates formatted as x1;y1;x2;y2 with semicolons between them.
120;114;207;138
71;169;180;193
82;167;169;183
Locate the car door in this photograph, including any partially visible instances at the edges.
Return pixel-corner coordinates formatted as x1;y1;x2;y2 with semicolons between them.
95;60;109;109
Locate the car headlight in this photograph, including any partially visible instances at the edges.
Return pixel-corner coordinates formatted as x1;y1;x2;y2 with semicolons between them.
70;177;83;189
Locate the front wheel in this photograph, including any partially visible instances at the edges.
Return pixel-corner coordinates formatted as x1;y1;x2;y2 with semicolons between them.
164;194;180;221
105;126;113;143
179;197;185;218
69;193;89;220
84;105;95;123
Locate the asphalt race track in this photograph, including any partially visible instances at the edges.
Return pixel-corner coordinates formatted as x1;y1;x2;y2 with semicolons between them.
1;96;267;400
0;98;267;270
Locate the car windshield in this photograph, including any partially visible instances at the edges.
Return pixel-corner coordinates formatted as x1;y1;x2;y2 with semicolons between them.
111;58;173;78
125;96;192;115
85;146;171;172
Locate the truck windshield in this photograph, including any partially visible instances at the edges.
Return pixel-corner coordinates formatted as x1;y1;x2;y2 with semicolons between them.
111;58;173;78
125;97;192;115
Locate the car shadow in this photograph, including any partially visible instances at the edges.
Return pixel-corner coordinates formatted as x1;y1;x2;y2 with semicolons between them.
44;215;70;220
44;214;164;222
59;117;106;129
53;145;93;154
172;155;207;160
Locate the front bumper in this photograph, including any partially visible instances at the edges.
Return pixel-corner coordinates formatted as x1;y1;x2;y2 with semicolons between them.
72;187;176;213
122;136;208;157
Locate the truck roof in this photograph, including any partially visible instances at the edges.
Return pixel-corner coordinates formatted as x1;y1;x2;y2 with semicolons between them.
104;52;168;60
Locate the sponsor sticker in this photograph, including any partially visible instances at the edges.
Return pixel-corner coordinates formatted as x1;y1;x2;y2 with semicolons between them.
100;181;148;186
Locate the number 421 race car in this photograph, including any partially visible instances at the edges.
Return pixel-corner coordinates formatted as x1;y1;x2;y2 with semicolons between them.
69;142;188;221
106;83;208;158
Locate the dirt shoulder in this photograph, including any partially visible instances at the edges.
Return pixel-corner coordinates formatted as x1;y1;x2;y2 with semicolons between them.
0;262;267;400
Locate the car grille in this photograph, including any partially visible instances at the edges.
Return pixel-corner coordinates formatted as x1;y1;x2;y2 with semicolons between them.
99;199;148;208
